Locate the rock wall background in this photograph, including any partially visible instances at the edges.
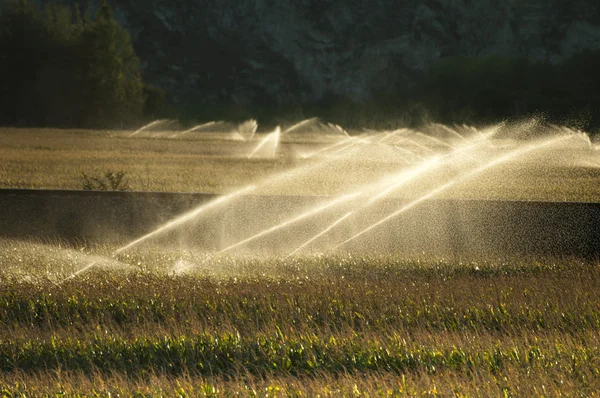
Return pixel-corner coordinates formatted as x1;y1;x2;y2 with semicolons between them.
20;1;600;105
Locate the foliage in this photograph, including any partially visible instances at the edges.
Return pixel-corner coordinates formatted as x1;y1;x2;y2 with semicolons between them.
80;169;130;191
0;245;599;395
170;50;600;133
0;0;45;124
414;52;600;130
143;83;167;118
0;0;146;128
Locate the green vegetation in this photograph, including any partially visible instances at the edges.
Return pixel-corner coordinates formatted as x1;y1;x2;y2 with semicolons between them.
415;53;600;129
0;0;153;128
2;1;599;134
0;240;599;395
81;169;130;191
172;51;600;133
331;52;600;132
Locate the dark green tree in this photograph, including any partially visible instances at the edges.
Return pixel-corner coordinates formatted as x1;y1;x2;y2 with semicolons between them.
35;1;82;126
0;0;45;125
77;0;144;127
0;0;146;128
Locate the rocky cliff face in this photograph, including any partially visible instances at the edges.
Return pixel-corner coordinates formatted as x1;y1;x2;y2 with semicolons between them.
40;0;600;104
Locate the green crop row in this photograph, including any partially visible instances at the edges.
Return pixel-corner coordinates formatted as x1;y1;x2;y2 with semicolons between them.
1;333;599;378
1;288;599;335
2;244;600;394
0;264;599;340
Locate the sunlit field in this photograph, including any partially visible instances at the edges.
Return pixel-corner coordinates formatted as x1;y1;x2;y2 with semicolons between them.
1;240;600;396
2;118;600;394
1;119;600;201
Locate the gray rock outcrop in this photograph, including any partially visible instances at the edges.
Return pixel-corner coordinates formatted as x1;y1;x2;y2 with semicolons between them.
23;0;600;104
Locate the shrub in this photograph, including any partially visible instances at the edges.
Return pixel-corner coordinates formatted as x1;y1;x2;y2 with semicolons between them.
81;170;130;191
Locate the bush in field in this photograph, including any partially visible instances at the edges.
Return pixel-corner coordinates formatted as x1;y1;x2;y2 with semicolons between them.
0;0;146;128
81;169;130;191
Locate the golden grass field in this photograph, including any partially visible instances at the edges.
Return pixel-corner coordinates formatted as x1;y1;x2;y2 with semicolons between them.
0;127;288;193
2;125;600;395
1;126;600;201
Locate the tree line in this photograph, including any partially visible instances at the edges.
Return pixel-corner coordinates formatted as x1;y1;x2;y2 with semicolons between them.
416;53;600;130
0;0;162;128
2;0;599;132
175;50;600;133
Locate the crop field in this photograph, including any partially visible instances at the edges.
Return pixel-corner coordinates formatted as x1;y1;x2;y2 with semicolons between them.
0;240;599;396
2;121;600;395
1;125;600;201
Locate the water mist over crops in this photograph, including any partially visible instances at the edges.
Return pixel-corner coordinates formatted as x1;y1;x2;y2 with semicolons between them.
39;118;583;277
11;117;597;281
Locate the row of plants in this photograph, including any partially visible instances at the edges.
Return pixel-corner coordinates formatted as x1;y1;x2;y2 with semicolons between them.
0;368;580;397
1;277;599;334
1;332;598;377
1;254;598;334
2;246;599;393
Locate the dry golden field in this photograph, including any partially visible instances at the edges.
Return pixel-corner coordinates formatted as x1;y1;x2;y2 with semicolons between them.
1;126;600;201
0;127;288;193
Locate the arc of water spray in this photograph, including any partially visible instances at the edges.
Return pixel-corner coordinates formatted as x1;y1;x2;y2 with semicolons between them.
404;139;436;154
56;256;143;287
360;131;388;143
286;210;355;258
327;137;375;157
327;123;351;137
56;261;99;286
301;137;356;159
245;141;368;195
415;132;455;148
377;129;407;144
114;185;256;255
59;150;359;285
284;138;502;256
285;155;445;256
56;186;257;285
248;127;281;158
479;121;507;140
218;192;362;253
281;118;319;135
393;146;425;161
111;141;368;255
237;119;258;141
173;121;218;138
272;127;281;157
221;136;399;253
367;156;443;203
433;123;467;141
129;119;168;137
310;137;372;159
335;134;572;249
